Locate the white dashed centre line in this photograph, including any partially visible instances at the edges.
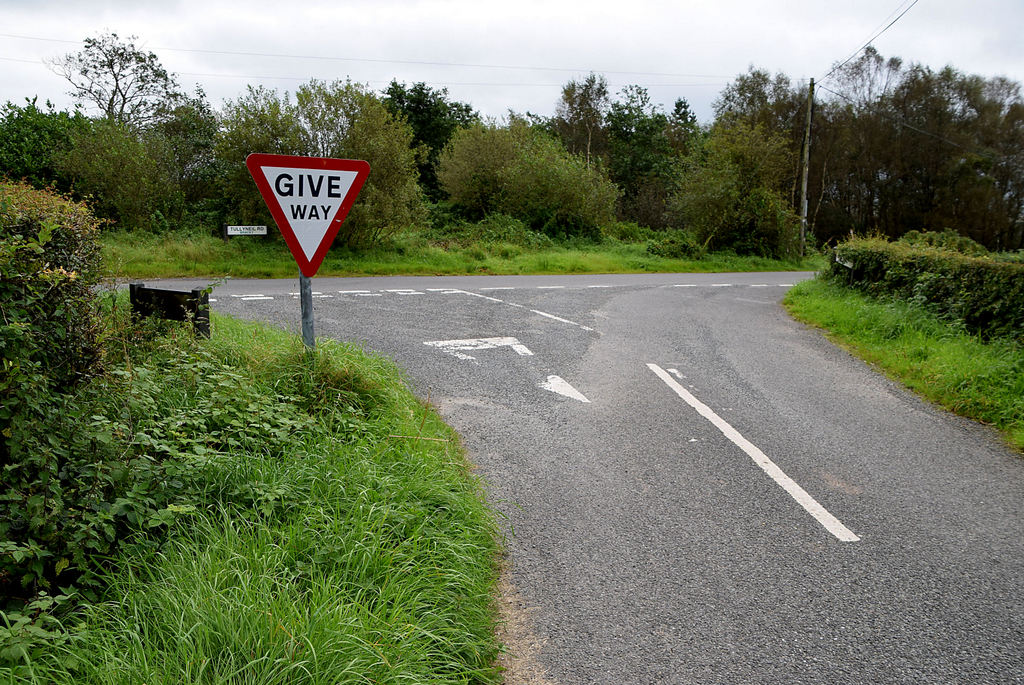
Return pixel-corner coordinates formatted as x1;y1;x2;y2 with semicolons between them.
529;309;594;331
648;363;860;543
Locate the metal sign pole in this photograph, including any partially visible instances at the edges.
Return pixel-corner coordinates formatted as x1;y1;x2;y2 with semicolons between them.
299;272;315;349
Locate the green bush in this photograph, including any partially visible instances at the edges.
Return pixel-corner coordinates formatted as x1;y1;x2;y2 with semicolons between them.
899;229;989;256
668;120;799;258
603;221;654;243
0;99;90;193
827;238;1024;339
427;213;554;249
438;121;618;239
1;181;105;598
0;181;103;399
217;81;426;247
646;230;703;259
57;118;177;230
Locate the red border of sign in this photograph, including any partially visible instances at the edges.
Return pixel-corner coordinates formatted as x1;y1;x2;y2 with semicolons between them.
246;153;370;277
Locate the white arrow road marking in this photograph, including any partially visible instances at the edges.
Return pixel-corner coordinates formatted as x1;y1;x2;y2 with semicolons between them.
424;336;534;361
648;363;860;543
539;375;590;403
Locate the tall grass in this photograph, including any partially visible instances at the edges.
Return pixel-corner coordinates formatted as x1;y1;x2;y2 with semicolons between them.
784;279;1024;451
6;315;502;683
101;228;822;279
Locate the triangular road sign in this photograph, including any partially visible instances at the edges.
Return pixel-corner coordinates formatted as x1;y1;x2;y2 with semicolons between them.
246;154;370;277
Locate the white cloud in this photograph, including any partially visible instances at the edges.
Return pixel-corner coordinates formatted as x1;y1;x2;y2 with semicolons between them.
2;0;1022;121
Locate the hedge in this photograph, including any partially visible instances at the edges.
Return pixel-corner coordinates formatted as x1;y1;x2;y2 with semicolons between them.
1;181;105;598
826;238;1024;340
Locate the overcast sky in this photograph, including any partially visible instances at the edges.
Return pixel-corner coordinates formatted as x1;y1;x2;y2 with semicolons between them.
2;0;1023;123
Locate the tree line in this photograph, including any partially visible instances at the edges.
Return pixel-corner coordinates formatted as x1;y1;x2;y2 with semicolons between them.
1;34;1021;257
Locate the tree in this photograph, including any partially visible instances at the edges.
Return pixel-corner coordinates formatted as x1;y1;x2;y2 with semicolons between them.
57;118;175;229
605;86;681;228
669;120;799;258
49;33;183;128
810;50;1024;250
0;98;90;192
295;80;425;245
552;74;610;167
438;121;618;238
218;81;424;246
149;88;220;209
383;81;477;200
436;123;517;219
216;86;305;225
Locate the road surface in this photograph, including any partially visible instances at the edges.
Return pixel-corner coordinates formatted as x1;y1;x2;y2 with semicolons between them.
152;272;1024;684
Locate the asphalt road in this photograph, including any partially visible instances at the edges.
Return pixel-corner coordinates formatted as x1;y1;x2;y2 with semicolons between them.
152;272;1024;684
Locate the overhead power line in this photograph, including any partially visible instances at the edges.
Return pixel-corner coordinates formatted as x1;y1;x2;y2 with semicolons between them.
817;83;995;158
820;0;921;83
0;31;731;80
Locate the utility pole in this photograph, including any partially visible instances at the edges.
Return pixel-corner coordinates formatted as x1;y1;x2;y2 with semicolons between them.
799;78;815;257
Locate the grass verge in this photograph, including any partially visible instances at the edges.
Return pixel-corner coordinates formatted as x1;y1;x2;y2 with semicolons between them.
784;279;1024;451
102;229;822;279
3;311;502;683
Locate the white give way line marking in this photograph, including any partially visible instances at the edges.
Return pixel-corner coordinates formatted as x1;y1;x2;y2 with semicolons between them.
647;363;860;543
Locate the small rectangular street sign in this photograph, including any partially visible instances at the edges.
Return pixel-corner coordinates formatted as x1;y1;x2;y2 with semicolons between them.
225;224;268;236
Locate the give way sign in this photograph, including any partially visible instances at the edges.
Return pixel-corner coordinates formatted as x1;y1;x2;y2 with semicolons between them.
246;153;370;277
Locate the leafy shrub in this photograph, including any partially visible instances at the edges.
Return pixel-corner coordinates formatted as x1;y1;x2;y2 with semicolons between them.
0;99;90;193
899;230;988;256
438;121;618;239
646;230;704;259
826;238;1024;339
0;181;103;403
668;120;799;258
217;81;426;247
427;213;554;249
1;182;104;598
603;221;654;243
56;118;177;230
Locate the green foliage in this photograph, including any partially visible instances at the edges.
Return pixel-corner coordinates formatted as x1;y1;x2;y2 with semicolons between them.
785;279;1024;451
646;230;704;259
0;99;90;193
602;221;654;242
669;120;799;258
217;80;425;246
0;181;103;397
216;85;304;227
56;118;175;229
552;73;611;168
383;81;477;200
0;316;502;683
49;32;183;127
150;89;220;211
0;182;104;600
439;121;618;238
813;48;1024;250
899;229;989;256
827;238;1024;339
427;213;554;249
436;123;516;219
606;86;684;229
